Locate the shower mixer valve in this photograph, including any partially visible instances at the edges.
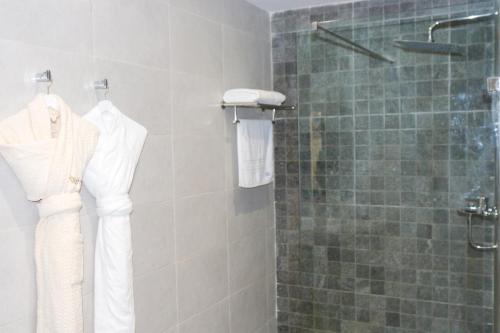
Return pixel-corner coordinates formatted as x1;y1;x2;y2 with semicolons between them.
458;196;498;250
461;196;498;217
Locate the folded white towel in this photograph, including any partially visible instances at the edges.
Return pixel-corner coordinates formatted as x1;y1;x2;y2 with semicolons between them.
237;119;274;188
224;89;286;106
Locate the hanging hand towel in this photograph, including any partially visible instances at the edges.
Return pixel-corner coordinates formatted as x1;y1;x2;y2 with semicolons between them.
83;100;147;333
223;89;286;106
0;94;99;333
237;119;274;188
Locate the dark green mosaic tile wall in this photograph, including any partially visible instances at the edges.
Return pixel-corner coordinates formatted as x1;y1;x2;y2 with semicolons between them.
272;0;497;332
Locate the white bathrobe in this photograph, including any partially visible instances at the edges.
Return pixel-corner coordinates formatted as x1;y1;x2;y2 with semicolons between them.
0;94;99;333
83;100;147;333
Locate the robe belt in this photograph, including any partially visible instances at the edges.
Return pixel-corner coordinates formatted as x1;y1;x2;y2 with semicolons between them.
96;194;133;218
37;192;83;219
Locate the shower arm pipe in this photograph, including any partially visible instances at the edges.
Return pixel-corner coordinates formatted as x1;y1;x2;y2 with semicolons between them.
428;11;498;42
311;21;395;63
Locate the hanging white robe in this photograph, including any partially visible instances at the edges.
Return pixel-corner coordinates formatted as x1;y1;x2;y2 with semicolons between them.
0;94;99;333
83;100;147;333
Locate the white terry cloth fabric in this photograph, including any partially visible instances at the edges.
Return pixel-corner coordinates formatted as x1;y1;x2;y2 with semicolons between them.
83;100;147;333
237;119;274;188
223;89;286;106
0;94;99;333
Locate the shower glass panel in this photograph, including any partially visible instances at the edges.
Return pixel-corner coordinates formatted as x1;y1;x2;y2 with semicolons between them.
281;1;498;332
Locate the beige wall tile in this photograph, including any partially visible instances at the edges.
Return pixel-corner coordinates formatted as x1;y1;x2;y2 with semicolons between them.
0;0;92;54
175;191;227;261
178;300;230;333
170;71;224;139
132;202;175;276
169;0;225;23
177;247;228;321
134;266;177;333
130;135;173;205
173;133;225;198
227;186;272;242
92;0;170;69
169;7;223;78
0;227;36;326
230;279;268;333
229;228;266;293
92;59;171;135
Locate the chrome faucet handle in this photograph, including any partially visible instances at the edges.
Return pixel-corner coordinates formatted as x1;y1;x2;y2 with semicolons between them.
478;196;487;214
460;195;498;218
458;195;498;250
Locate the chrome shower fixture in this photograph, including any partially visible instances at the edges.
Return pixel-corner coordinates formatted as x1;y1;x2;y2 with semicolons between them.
488;77;500;93
459;195;499;250
311;21;395;63
393;40;463;55
394;11;498;55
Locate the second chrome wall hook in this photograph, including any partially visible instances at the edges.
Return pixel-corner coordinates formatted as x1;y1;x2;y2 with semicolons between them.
33;70;52;83
93;79;108;90
93;79;109;99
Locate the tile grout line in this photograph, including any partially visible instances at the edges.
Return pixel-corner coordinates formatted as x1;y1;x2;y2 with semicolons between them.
221;21;234;333
166;3;180;332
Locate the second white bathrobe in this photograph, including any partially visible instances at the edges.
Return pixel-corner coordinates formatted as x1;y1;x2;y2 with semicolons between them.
83;100;147;333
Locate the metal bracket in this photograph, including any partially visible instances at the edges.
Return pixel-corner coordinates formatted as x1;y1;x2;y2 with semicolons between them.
93;79;109;99
93;79;109;90
488;77;500;93
312;21;395;64
33;70;53;94
466;213;498;250
459;200;499;250
33;70;52;83
233;106;239;124
222;102;291;125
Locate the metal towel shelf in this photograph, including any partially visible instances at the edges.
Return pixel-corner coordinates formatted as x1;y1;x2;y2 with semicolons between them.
221;102;296;124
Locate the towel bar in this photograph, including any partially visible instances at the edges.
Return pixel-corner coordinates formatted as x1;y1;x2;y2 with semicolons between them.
221;102;295;111
221;102;295;124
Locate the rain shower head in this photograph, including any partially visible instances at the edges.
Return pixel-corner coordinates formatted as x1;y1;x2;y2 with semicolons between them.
394;11;497;55
393;40;463;55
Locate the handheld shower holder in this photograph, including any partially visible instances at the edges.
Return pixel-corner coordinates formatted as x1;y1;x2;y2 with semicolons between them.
459;196;499;250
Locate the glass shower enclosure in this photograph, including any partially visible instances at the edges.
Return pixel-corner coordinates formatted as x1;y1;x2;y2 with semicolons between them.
275;0;500;331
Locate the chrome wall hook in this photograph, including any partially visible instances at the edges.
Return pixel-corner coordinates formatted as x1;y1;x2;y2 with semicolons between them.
488;77;500;94
93;79;109;99
33;70;53;94
93;79;108;90
33;70;52;83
